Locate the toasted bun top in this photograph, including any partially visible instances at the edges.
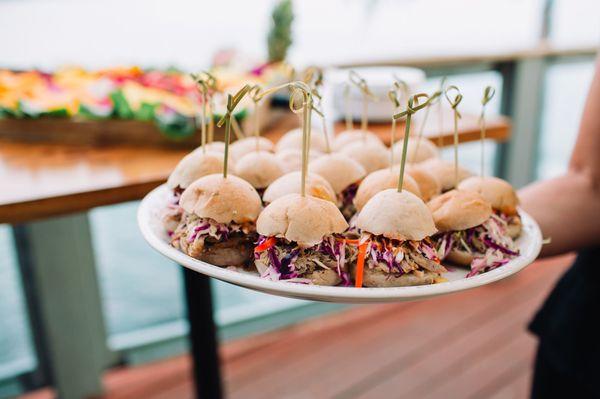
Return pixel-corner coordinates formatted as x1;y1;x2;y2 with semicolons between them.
190;141;226;156
392;137;439;164
405;164;441;202
339;141;390;174
458;176;519;216
274;128;328;152
275;148;323;173
179;174;262;224
309;153;367;193
420;158;472;191
356;189;437;241
333;129;384;150
262;171;337;204
257;193;348;247
167;151;224;190
234;151;286;189
229;137;274;161
353;168;421;211
427;189;492;231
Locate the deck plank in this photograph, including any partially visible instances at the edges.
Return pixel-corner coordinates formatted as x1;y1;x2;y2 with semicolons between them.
360;287;544;399
230;276;542;398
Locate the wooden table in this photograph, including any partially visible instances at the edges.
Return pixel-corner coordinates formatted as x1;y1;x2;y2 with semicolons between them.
0;113;509;399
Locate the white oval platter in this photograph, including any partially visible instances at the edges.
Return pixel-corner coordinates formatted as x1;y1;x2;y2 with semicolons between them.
138;184;542;304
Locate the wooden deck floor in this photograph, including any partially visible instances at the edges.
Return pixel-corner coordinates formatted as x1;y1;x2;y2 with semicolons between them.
23;255;572;399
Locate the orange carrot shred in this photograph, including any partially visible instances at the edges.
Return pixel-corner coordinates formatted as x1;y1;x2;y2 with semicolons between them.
355;242;368;288
255;237;276;252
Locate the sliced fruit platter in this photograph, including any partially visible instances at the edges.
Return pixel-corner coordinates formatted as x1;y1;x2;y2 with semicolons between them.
0;64;287;145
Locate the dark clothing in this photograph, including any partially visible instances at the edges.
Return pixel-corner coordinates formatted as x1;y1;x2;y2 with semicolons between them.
531;343;598;398
529;247;600;398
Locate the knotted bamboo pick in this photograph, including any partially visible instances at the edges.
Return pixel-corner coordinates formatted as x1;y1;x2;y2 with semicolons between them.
288;82;317;197
437;76;447;148
387;87;401;168
391;76;410;105
444;85;463;188
349;70;376;139
393;93;431;192
343;84;353;131
191;71;216;152
389;78;410;168
252;81;323;194
208;95;215;143
304;67;331;153
217;85;253;178
230;111;245;140
250;84;263;151
412;90;441;163
479;86;496;177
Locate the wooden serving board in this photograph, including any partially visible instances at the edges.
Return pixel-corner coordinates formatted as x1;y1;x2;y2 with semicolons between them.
0;105;277;149
0;118;206;149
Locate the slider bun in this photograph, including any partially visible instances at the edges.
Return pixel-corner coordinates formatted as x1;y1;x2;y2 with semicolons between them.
428;190;492;232
420;158;473;191
262;171;337;204
306;269;342;286
230;137;274;161
275;148;323;173
392;137;439;163
333;129;384;150
356;189;437;241
257;193;348;247
507;216;522;239
167;151;224;190
405;164;441;202
274;128;328;153
190;141;226;155
179;174;262;224
445;249;473;266
355;267;439;287
339;141;390;174
309;153;366;194
234;151;285;189
458;176;519;216
353;168;421;211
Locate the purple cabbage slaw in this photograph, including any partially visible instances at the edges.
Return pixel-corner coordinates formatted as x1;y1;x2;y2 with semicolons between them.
175;215;252;245
254;235;353;286
340;182;359;207
363;235;441;276
163;190;184;236
434;213;520;277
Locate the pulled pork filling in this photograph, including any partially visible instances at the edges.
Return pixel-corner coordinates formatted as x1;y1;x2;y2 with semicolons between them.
361;235;447;277
170;213;256;267
338;182;359;220
254;235;356;285
434;213;520;277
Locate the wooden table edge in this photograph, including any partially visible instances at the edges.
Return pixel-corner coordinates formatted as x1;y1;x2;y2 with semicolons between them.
1;179;164;224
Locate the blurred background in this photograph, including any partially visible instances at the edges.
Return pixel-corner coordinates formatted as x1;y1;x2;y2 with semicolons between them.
0;0;598;398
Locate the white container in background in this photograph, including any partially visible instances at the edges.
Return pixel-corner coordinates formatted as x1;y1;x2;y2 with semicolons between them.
326;66;426;123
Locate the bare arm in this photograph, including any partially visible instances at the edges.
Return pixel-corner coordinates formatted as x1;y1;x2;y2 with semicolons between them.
519;57;600;257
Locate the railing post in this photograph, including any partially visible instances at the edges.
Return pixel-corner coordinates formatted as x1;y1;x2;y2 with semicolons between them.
494;58;547;187
13;213;109;399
